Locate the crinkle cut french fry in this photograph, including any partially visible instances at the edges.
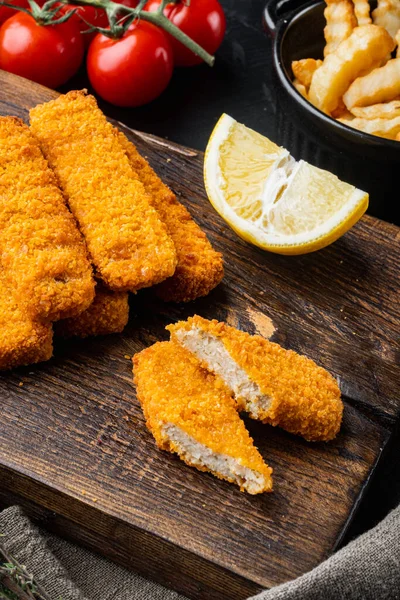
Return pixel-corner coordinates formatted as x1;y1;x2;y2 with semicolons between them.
331;98;350;118
343;58;400;109
293;78;308;98
339;114;400;138
309;25;395;114
0;117;94;322
30;91;177;293
396;28;400;54
354;0;372;25
350;100;400;119
372;0;400;38
292;59;323;89
323;0;357;56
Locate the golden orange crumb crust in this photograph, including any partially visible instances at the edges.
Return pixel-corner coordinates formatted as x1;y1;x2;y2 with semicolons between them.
55;284;129;338
0;116;95;321
168;316;343;442
29;91;177;292
0;268;53;371
133;341;272;492
117;130;224;302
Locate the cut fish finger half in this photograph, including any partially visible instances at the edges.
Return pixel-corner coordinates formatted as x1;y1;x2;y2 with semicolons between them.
133;340;273;494
167;316;343;442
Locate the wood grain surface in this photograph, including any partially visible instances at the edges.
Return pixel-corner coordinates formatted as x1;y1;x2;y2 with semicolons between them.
0;70;399;600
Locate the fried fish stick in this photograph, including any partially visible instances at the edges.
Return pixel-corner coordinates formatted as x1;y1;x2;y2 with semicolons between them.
0;117;94;321
133;341;272;494
168;316;343;442
30;92;177;293
0;269;53;371
55;284;129;338
116;130;224;302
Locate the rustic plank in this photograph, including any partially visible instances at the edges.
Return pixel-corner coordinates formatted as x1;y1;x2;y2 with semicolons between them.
0;70;399;599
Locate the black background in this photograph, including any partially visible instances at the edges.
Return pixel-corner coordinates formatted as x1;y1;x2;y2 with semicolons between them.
62;0;400;548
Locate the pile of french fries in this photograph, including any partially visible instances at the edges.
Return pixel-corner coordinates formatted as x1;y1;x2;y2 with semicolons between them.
292;0;400;141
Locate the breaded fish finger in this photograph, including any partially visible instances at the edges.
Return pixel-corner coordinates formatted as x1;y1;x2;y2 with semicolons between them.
0;117;95;322
30;92;177;292
117;130;224;302
55;284;129;338
168;316;343;442
133;341;272;494
0;268;53;371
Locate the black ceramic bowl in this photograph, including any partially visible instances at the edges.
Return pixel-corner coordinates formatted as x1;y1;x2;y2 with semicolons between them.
263;0;399;224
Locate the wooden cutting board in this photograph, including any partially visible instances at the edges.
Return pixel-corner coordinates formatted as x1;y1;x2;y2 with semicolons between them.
1;70;399;600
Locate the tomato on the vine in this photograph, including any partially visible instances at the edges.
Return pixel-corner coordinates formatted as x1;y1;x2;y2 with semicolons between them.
0;11;84;88
0;0;29;25
87;21;173;107
59;0;139;48
144;0;226;66
60;4;109;47
117;0;139;8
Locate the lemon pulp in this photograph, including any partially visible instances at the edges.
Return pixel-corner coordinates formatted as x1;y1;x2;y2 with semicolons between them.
204;114;368;254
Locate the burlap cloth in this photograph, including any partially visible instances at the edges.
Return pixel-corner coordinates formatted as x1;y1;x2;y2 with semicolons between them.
0;504;399;600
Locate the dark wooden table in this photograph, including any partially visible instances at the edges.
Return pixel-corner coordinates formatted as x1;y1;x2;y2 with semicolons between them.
60;0;399;551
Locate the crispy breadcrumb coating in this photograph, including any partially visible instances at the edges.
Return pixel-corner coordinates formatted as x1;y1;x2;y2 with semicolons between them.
117;130;224;302
133;341;272;494
0;268;53;371
168;316;343;442
29;91;177;292
55;284;129;338
0;117;95;321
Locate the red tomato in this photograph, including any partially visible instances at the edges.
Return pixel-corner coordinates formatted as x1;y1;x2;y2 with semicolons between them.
0;0;46;24
0;0;29;25
144;0;226;66
62;0;139;48
0;12;84;88
61;4;109;48
118;0;139;8
87;21;173;107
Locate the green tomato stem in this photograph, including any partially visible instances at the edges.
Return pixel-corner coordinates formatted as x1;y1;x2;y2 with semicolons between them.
64;0;215;66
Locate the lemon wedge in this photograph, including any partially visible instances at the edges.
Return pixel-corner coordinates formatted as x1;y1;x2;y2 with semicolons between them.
204;114;368;254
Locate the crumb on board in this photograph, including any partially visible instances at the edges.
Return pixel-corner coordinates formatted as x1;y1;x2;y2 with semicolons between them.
124;354;131;360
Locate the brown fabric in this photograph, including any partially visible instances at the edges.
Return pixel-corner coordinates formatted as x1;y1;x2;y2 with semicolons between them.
1;504;399;600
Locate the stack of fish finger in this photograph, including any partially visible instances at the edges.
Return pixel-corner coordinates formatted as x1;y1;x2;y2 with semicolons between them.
0;91;224;371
